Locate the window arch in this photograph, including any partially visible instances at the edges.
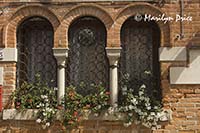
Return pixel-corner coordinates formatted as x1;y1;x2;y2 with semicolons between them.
17;17;57;87
119;17;161;100
66;16;109;95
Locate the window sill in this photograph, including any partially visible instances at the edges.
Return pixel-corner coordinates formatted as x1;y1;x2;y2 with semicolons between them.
2;109;171;122
2;109;125;121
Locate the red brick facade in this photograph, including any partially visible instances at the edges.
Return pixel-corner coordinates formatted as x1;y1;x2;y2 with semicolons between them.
0;0;200;132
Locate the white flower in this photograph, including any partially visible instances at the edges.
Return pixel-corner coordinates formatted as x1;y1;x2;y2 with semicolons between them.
54;87;58;91
128;105;134;110
46;122;50;127
36;119;41;123
145;103;150;107
97;105;101;109
140;84;146;89
139;91;144;96
131;98;136;103
128;113;133;116
122;92;127;95
39;103;45;107
145;97;150;102
144;71;151;75
113;103;118;108
52;110;55;114
123;122;132;127
157;112;161;117
43;112;47;116
154;106;158;110
45;99;49;102
122;86;127;92
147;116;152;120
138;111;144;116
143;112;148;116
46;107;52;112
108;107;114;114
41;95;48;99
150;112;155;116
94;113;99;117
124;74;130;79
45;103;49;107
147;106;151;110
100;91;104;95
105;113;108;117
135;108;141;113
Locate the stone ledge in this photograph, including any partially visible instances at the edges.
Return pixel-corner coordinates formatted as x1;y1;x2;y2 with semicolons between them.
3;109;38;120
2;109;171;122
170;49;200;84
2;109;124;121
159;47;186;62
0;48;17;62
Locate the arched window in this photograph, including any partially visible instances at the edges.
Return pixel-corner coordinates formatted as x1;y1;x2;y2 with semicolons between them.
17;17;57;87
119;17;161;99
66;17;109;95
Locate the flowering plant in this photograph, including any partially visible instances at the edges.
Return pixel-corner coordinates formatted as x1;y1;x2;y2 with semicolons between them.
63;84;110;127
12;74;57;129
11;73;165;129
118;73;163;129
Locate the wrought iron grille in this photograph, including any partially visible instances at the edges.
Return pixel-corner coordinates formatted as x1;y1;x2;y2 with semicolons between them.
17;17;57;87
119;18;161;99
66;17;109;95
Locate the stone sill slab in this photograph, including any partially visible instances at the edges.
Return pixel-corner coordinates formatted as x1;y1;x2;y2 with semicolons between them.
2;109;171;122
2;109;125;121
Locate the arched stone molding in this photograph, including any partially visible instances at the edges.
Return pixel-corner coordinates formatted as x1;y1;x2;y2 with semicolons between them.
112;2;171;47
2;5;60;48
55;4;114;48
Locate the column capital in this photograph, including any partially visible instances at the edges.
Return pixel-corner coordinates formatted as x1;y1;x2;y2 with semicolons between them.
106;47;122;66
53;48;69;67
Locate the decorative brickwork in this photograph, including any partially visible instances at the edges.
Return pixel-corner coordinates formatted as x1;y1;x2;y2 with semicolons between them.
56;4;114;47
3;5;60;48
113;2;171;47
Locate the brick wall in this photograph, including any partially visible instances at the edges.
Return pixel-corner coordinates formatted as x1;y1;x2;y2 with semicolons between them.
0;0;200;132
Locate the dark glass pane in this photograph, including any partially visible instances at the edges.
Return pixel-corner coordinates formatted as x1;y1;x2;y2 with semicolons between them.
66;17;109;95
119;18;161;100
17;17;57;87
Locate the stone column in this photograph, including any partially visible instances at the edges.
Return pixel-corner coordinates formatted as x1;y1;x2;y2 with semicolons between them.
53;48;69;103
106;47;121;106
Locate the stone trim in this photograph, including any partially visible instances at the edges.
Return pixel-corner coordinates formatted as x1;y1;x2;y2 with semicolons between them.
53;48;69;67
170;49;200;84
3;109;124;121
3;109;171;122
159;47;187;62
0;48;17;62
